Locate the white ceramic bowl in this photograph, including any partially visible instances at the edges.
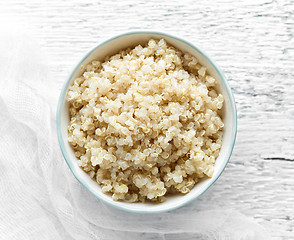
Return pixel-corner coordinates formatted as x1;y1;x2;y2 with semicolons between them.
57;31;237;213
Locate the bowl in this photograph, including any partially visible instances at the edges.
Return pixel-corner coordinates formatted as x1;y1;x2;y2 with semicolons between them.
56;30;237;213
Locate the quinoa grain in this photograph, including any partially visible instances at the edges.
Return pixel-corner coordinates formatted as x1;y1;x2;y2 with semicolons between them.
66;39;224;202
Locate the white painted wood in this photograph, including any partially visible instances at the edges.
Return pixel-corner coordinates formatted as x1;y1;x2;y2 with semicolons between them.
1;0;293;239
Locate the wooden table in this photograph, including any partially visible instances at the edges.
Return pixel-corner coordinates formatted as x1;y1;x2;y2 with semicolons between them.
2;0;293;239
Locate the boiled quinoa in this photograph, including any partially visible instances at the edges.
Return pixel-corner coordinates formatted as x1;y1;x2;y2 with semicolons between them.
66;39;224;202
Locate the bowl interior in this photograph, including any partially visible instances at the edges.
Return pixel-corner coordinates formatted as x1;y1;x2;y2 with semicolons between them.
57;32;236;213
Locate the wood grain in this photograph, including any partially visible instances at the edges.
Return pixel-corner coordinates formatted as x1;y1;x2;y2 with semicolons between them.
1;0;293;239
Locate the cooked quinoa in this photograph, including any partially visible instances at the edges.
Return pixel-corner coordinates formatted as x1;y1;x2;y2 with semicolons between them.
66;39;224;202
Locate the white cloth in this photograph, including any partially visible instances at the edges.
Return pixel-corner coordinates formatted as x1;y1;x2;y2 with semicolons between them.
0;18;271;240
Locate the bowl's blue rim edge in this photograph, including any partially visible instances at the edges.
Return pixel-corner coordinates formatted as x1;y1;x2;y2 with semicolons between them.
56;30;237;214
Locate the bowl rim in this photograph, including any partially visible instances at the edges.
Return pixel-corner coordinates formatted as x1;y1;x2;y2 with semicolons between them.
56;30;237;213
